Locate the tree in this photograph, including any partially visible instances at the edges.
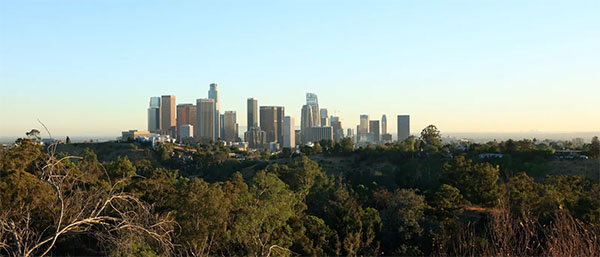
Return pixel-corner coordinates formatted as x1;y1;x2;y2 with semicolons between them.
589;136;600;158
25;129;41;140
378;189;427;256
440;156;501;207
421;125;442;148
65;136;71;144
0;141;174;257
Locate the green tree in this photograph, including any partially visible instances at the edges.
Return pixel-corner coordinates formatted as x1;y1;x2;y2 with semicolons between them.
379;189;427;256
420;125;442;148
505;172;543;214
440;156;501;207
230;171;299;256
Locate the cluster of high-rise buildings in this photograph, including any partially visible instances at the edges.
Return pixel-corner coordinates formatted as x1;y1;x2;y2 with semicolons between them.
145;83;410;150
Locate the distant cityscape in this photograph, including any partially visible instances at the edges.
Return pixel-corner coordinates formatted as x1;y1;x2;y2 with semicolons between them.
123;83;410;151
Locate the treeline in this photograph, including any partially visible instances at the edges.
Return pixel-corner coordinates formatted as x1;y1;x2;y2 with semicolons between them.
0;129;599;256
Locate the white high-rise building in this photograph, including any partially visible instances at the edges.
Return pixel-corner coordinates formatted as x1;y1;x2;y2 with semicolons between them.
208;83;220;139
397;115;410;141
283;116;295;148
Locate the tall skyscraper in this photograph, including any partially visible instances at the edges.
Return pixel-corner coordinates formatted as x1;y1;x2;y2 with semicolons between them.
330;116;344;141
176;104;197;140
259;106;284;143
220;114;225;139
208;83;220;139
381;114;387;135
359;115;369;134
160;95;176;136
369;120;380;143
196;99;215;143
283;116;295;148
247;98;258;131
148;97;160;133
397;115;410;142
300;104;313;143
306;93;320;126
223;111;238;142
320;108;329;126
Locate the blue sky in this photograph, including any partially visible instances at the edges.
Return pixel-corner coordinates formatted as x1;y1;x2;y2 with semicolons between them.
1;0;599;138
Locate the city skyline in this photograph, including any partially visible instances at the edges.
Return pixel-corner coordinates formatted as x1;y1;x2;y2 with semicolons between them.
1;1;600;138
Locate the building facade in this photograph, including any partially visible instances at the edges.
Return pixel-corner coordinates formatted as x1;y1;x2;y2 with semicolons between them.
244;127;267;149
180;124;194;139
160;95;176;136
382;114;387;135
176;104;196;140
359;115;369;134
196;98;215;143
306;93;320;126
223;111;238;142
283;116;295;148
148;97;161;133
397;115;410;142
320;108;329;126
369;120;380;143
305;126;333;143
247;98;258;132
259;106;284;144
300;104;313;143
330;116;344;141
208;83;220;139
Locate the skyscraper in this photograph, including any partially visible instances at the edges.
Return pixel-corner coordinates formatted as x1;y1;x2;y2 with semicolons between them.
397;115;410;142
196;99;215;143
176;104;197;140
300;104;313;143
208;83;220;139
369;120;380;143
382;115;387;135
306;93;320;126
320;108;329;126
259;106;284;144
330;116;344;141
247;98;258;131
148;97;160;133
283;116;295;148
160;95;176;136
223;111;238;142
359;115;369;134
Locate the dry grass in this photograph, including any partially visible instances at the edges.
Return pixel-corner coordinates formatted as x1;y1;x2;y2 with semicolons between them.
435;201;599;257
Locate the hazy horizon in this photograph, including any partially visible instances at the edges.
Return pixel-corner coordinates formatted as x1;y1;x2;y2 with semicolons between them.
1;0;599;138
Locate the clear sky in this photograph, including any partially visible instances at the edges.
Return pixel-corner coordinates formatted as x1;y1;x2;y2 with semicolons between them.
1;0;599;139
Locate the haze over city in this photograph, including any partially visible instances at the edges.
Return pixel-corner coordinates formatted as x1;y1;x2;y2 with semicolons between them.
1;0;599;140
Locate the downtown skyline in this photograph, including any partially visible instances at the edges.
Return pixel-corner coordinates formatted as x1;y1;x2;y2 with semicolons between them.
1;1;600;139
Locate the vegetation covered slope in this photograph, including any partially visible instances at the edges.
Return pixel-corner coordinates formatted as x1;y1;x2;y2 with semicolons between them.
1;129;599;256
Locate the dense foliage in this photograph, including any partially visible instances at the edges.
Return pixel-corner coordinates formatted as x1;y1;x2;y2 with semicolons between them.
1;129;598;256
